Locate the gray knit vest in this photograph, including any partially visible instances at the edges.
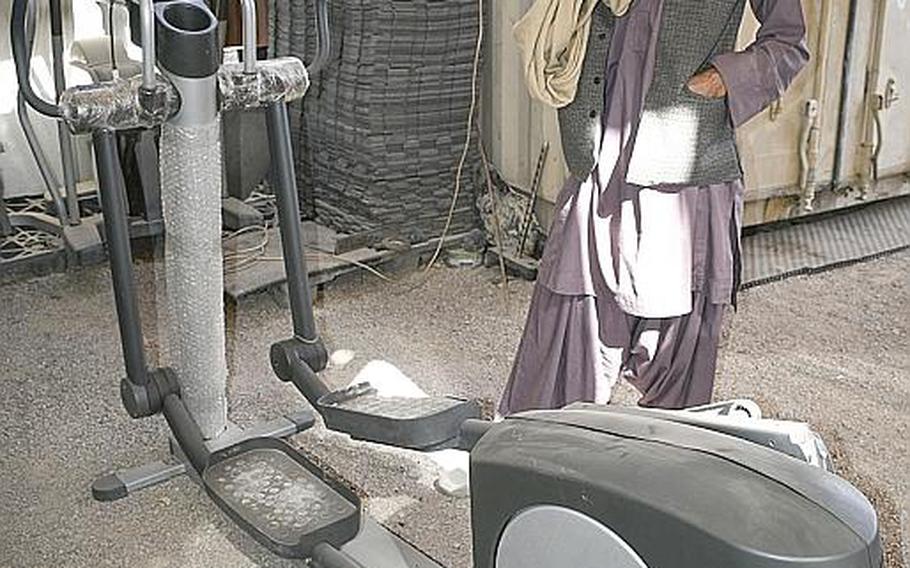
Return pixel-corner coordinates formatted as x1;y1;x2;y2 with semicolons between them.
559;0;748;186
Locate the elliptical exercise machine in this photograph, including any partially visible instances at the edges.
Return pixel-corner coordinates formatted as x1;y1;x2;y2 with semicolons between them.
11;1;884;566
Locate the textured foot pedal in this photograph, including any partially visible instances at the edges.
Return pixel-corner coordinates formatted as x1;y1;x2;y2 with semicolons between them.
318;383;482;450
203;437;361;558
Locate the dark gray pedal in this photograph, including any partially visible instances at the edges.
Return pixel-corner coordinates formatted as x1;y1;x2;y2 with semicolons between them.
318;383;482;450
203;437;361;559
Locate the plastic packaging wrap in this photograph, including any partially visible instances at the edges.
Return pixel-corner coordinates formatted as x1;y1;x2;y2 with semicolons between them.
219;57;310;111
159;119;228;439
60;76;179;134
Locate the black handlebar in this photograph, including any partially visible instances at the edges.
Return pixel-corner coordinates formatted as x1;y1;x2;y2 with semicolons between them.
11;0;63;118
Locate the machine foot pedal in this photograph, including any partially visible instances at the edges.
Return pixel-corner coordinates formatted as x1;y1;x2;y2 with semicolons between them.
318;383;482;450
203;437;361;559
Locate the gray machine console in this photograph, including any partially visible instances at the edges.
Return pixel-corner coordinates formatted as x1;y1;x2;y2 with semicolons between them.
470;406;882;568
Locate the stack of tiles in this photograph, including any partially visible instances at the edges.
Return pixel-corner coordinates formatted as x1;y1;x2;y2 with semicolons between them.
271;0;482;242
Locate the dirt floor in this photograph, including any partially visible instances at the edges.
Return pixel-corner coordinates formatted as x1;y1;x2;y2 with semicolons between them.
0;249;907;567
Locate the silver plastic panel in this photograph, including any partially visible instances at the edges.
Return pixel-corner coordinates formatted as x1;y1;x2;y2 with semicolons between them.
496;505;649;568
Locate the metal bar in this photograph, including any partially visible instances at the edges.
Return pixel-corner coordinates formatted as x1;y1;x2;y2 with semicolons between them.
135;130;162;223
10;0;61;117
140;0;156;89
92;129;150;387
49;0;80;225
91;460;188;501
17;96;66;224
238;0;257;73
212;410;316;449
162;394;210;474
117;461;188;491
312;543;368;568
517;142;548;257
284;345;331;404
18;0;66;224
0;146;11;237
91;410;314;502
266;101;318;342
856;0;889;196
478;135;508;288
831;0;860;191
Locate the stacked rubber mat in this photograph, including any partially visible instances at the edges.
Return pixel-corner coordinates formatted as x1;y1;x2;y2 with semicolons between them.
270;0;481;243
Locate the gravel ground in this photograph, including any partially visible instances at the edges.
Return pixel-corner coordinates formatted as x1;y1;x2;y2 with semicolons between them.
0;250;907;568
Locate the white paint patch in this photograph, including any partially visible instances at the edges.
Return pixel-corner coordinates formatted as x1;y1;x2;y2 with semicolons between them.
351;360;429;399
328;349;357;370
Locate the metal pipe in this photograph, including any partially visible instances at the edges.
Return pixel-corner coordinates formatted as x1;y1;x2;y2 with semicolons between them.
311;543;367;568
93;129;150;387
277;344;331;405
10;0;61;118
18;0;67;223
163;394;210;474
0;142;9;237
267;101;319;342
856;0;889;197
798;101;814;210
157;0;226;440
237;0;257;73
49;0;80;225
831;0;860;191
0;175;11;239
17;96;67;224
800;0;835;212
518;142;548;257
140;0;156;89
477;133;508;289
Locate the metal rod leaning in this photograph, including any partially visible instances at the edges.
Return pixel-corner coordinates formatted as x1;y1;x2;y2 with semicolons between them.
237;0;258;74
92;129;150;387
267;101;319;343
140;0;156;90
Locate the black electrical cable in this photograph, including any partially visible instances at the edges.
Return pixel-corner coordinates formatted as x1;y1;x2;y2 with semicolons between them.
10;0;62;118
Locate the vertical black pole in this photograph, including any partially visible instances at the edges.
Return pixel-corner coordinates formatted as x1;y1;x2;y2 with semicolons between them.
831;0;860;191
0;142;10;237
266;101;318;342
49;0;80;225
93;129;149;386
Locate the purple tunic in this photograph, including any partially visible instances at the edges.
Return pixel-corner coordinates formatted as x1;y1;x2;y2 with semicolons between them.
499;0;808;413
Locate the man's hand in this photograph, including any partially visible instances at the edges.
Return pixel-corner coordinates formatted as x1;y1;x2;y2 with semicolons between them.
687;67;727;99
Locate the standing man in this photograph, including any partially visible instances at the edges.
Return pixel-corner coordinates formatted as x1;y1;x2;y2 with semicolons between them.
500;0;809;413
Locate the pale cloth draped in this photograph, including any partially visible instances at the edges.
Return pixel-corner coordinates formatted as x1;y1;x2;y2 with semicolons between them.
514;0;633;108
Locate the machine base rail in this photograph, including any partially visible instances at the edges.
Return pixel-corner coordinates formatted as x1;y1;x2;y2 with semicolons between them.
92;410;316;502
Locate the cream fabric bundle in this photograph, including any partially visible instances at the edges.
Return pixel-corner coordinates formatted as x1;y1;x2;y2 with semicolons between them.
514;0;633;108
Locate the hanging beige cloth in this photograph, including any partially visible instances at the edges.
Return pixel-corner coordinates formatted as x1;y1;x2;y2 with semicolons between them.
514;0;633;108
